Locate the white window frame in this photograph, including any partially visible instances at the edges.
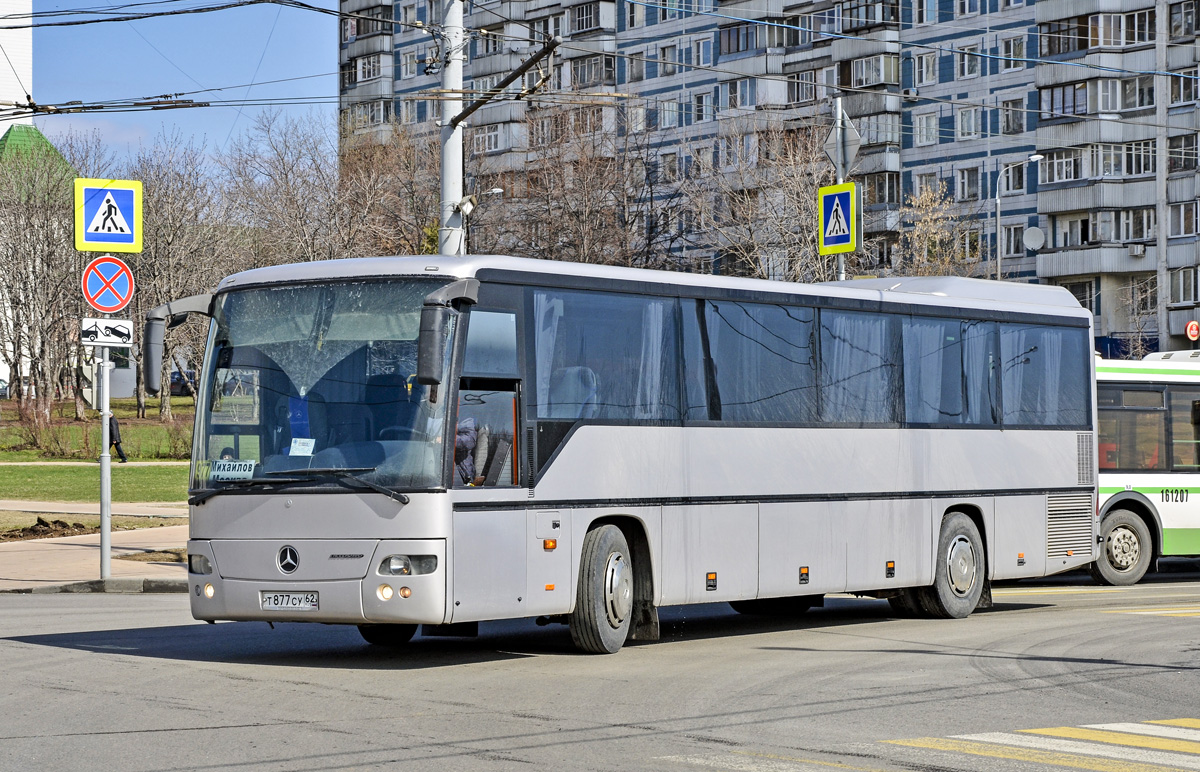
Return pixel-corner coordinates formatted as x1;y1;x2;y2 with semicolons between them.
956;106;981;139
1001;36;1025;70
915;112;939;146
916;53;938;86
1001;161;1025;194
400;51;417;79
957;167;980;200
1170;201;1197;236
660;44;678;76
1002;224;1025;256
957;45;980;79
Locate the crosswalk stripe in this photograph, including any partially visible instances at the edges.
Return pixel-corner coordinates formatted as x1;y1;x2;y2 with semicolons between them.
955;731;1200;771
1102;607;1200;615
658;754;881;772
886;737;1193;772
1156;721;1200;730
1021;727;1200;755
1085;724;1200;743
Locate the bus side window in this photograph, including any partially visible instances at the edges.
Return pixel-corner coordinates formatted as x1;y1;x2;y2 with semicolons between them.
455;384;518;486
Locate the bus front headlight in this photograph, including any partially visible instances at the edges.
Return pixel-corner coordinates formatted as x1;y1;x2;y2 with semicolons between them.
189;554;213;575
378;555;437;576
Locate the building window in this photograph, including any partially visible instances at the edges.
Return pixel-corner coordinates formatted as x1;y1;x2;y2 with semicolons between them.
693;92;713;121
626;105;646;133
1171;267;1196;304
915;112;939;145
1002;224;1025;256
1171;202;1197;236
1171;135;1199;171
400;99;417;124
1040;82;1088;119
1001;162;1025;194
915;0;936;24
814;8;843;38
1001;99;1024;134
660;152;679;182
859;113;901;145
472;124;500;154
721;78;754;109
1171;0;1196;36
957;0;978;16
626;1;642;28
356;54;382;82
957;167;980;200
851;54;899;87
693;37;714;66
1001;37;1025;70
532;14;563;40
957;45;981;79
1040;18;1087;55
658;100;679;129
1131;277;1158;317
628;52;645;82
1040;149;1083;183
956;106;980;139
571;55;615;87
719;24;758;55
1003;0;1023;8
1172;68;1198;103
842;1;900;30
1120;208;1157;240
916;53;937;85
864;172;900;204
400;52;417;79
915;172;939;197
1063;280;1097;313
660;45;678;76
1122;75;1156;108
571;2;600;33
1055;214;1090;247
789;72;816;103
1126;139;1157;175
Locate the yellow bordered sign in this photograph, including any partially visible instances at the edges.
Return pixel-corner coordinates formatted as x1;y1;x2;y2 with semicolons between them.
818;182;858;256
74;178;143;253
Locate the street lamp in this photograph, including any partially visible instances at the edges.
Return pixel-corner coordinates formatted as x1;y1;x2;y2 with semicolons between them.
996;153;1043;281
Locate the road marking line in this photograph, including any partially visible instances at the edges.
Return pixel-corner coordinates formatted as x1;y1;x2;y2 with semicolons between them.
993;588;1132;596
658;754;876;772
1155;721;1200;730
955;731;1200;771
729;751;886;771
886;737;1194;772
1085;724;1200;743
1021;727;1200;755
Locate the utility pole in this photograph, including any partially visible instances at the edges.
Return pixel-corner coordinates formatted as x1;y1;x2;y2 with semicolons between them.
834;97;846;281
438;0;467;257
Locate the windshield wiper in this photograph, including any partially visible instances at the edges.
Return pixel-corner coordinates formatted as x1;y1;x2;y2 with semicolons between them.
264;467;410;504
188;477;298;505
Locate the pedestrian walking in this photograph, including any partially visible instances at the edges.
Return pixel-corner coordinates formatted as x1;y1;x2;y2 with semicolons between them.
109;414;128;463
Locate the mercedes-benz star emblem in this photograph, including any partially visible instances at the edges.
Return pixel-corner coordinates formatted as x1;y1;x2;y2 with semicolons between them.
278;545;299;574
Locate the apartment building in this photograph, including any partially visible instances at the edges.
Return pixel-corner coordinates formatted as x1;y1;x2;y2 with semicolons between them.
339;0;1200;352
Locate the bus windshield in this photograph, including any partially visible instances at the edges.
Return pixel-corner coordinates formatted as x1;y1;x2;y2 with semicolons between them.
194;278;453;492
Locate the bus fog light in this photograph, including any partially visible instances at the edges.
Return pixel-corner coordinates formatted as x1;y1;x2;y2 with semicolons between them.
377;584;393;601
203;583;215;599
399;586;412;599
189;554;213;575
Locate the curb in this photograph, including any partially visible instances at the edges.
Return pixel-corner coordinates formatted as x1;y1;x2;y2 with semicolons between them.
2;578;188;594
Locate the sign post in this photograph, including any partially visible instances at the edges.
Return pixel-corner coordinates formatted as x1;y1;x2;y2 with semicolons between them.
76;178;141;581
823;98;861;280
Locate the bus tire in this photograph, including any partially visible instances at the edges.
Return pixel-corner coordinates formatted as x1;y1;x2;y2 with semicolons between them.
357;623;417;646
570;525;633;654
1089;509;1152;586
730;596;819;617
919;513;985;619
887;589;925;618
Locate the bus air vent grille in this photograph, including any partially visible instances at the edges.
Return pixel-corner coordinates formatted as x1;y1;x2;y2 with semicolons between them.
1077;432;1095;486
1046;493;1094;558
527;427;536;497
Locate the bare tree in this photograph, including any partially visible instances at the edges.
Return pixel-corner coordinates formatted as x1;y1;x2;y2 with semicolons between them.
1123;274;1159;359
678;117;859;283
896;179;985;278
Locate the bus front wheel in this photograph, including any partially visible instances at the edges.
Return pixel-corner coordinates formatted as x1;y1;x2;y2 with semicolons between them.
570;525;633;654
357;623;417;646
919;513;985;619
1089;509;1152;586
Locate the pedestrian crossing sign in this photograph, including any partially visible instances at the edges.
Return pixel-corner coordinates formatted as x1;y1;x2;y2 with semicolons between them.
74;178;143;253
818;182;858;255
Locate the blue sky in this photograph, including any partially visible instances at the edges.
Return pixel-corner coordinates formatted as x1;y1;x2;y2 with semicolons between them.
32;2;338;155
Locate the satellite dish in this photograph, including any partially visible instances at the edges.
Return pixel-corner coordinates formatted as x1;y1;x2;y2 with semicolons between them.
1023;226;1045;251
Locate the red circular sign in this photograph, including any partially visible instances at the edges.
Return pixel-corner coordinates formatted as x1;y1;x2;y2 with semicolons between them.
81;255;134;314
1188;320;1200;342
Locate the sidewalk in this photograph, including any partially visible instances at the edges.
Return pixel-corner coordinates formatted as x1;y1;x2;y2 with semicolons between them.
0;523;189;593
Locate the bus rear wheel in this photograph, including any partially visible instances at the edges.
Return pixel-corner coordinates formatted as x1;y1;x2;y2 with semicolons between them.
919;513;985;619
887;589;924;617
357;623;417;646
1089;509;1152;586
570;525;633;654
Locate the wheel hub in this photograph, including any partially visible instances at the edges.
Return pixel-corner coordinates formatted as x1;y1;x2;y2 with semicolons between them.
1107;525;1141;571
603;553;632;628
947;535;977;597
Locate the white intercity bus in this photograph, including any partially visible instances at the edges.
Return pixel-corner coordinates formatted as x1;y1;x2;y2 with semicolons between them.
1093;353;1200;584
144;256;1098;653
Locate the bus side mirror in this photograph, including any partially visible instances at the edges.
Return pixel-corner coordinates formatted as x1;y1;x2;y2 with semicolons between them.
417;305;452;390
143;318;166;396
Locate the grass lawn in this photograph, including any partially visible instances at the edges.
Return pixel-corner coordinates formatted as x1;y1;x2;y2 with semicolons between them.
0;464;190;502
0;511;184;533
0;397;196;462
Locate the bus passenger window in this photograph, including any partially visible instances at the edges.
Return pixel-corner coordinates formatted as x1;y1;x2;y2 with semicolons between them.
455;384;518;487
1169;388;1200;470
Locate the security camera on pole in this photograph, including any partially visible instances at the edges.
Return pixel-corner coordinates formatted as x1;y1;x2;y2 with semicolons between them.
74;178;142;581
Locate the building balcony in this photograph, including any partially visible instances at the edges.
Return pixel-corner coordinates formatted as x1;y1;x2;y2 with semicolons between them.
1037;244;1157;278
1037;179;1155;214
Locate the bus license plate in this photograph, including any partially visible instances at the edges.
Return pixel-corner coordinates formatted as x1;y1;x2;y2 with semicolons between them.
260;591;318;611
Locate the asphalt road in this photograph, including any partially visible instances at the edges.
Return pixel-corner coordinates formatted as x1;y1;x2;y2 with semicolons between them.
2;567;1200;772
